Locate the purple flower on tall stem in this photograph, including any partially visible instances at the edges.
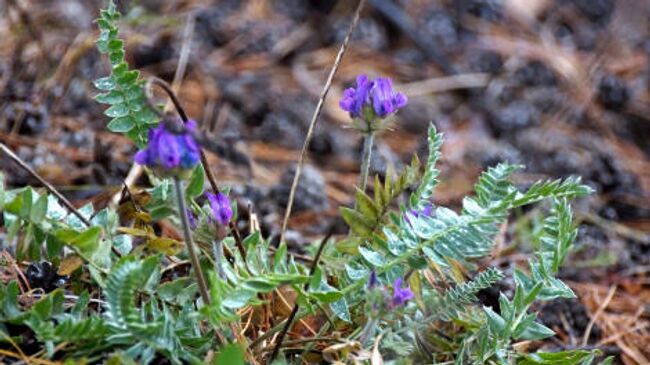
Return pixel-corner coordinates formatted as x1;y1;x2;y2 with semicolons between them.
372;77;408;118
391;277;414;308
339;75;407;121
339;75;374;118
206;192;233;226
134;120;200;173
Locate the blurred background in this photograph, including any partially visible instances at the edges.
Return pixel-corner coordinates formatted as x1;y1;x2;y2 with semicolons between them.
1;0;649;362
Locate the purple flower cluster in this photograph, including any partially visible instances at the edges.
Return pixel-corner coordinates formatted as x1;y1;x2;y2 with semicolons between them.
134;120;200;173
340;75;407;120
207;192;233;226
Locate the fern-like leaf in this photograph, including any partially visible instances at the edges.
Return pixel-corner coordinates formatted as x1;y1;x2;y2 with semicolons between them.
427;267;504;321
409;124;443;209
95;1;157;147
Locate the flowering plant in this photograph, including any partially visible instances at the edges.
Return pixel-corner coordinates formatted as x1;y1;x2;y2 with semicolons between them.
340;74;408;133
134;119;200;179
0;3;612;365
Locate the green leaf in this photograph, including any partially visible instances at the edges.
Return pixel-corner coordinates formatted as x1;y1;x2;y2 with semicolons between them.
95;90;124;104
94;76;115;91
355;188;379;222
484;307;506;336
104;103;129;118
518;350;599;365
118;70;139;85
222;290;255;309
185;165;205;198
112;234;132;255
358;246;386;267
517;321;556;340
330;297;351;322
107;116;135;132
214;344;245;365
107;38;123;51
30;193;48;223
340;207;373;237
55;227;102;256
335;236;361;255
410;124;443;209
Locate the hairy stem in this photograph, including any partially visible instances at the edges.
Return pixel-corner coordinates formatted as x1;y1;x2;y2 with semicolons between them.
357;317;378;346
174;177;211;305
358;132;375;193
212;239;226;280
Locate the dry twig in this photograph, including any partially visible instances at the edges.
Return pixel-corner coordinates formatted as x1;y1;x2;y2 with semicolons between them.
279;0;366;244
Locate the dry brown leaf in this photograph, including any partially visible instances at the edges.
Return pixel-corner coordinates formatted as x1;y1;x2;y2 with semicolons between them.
58;255;83;276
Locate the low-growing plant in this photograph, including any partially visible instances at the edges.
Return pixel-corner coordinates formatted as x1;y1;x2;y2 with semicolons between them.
0;2;614;365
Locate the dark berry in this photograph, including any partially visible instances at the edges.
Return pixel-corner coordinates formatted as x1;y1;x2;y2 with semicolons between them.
597;75;629;110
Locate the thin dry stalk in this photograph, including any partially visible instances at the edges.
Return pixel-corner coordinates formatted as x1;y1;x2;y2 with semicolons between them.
279;0;366;244
582;285;617;346
0;143;92;227
268;228;333;362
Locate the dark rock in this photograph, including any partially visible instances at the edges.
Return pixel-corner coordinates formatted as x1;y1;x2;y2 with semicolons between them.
195;1;242;47
460;0;503;22
514;60;557;87
470;51;503;74
492;101;540;132
270;164;328;213
398;100;439;134
573;0;614;24
256;112;305;149
538;298;600;342
419;8;459;48
2;101;49;136
25;261;68;293
328;17;389;51
220;73;270;124
597;75;629;111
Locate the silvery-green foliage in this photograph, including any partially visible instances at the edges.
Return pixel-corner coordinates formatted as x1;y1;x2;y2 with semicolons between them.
336;124;607;364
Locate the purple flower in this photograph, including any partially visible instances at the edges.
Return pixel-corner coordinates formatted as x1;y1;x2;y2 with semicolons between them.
339;75;407;121
391;277;414;308
372;77;408;118
367;271;378;289
206;192;232;226
134;120;200;172
405;203;433;225
340;75;374;118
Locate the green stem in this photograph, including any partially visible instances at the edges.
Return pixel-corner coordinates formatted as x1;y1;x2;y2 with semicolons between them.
212;239;226;280
174;177;211;305
358;132;375;193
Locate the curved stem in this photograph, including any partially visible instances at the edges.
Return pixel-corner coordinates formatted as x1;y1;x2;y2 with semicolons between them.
174;177;211;305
